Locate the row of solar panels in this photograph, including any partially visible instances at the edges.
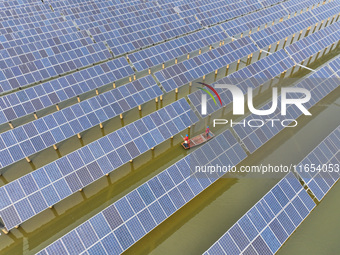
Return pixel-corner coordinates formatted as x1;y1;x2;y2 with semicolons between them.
0;5;338;228
233;57;340;154
177;0;263;27
0;98;199;229
2;0;330;107
0;34;253;126
154;8;339;92
186;52;340;160
0;0;319;19
2;13;336;169
154;36;258;92
188;19;340;116
35;129;248;255
295;125;340;201
0;0;322;28
0;0;329;94
1;49;338;253
1;0;331;124
189;50;340;245
0;0;325;30
0;0;332;142
2;0;331;169
204;124;340;254
0;0;337;193
204;172;316;255
0;75;163;168
35;54;340;254
188;49;295;116
0;57;134;124
128;0;338;73
249;1;340;49
0;0;338;250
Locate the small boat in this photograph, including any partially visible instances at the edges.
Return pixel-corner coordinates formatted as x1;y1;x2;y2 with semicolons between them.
181;132;215;149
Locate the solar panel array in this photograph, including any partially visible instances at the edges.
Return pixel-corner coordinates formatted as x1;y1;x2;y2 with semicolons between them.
0;0;339;252
87;8;202;56
234;59;340;154
328;54;340;75
188;49;295;117
0;21;78;50
0;75;163;169
0;0;326;97
189;17;340;117
128;26;229;72
0;57;134;124
204;172;316;255
154;37;258;92
250;0;340;50
0;11;66;34
0;11;119;93
46;0;106;11
36;129;247;255
0;2;51;20
286;21;340;63
215;0;326;39
260;0;285;7
0;38;112;91
221;5;288;37
282;0;323;13
0;98;199;230
295;126;340;201
311;0;340;21
250;12;318;48
67;2;166;31
176;0;263;27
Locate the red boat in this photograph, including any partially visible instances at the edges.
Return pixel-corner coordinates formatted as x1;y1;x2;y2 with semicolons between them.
181;132;215;149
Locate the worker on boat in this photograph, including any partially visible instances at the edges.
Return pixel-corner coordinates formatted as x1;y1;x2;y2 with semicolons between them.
206;126;210;138
183;134;190;148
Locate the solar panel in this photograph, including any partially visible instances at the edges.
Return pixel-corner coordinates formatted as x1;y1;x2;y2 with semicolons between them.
261;0;284;7
36;129;247;254
128;26;229;72
176;0;263;27
233;60;340;153
57;0;153;18
188;49;295;117
0;75;163;169
66;2;164;31
0;2;51;20
221;5;288;37
0;36;112;91
328;55;340;76
0;57;134;123
282;0;322;13
295;126;340;201
250;12;318;49
50;0;117;13
0;12;66;34
0;18;78;47
285;21;340;63
204;172;316;255
310;0;340;21
87;9;201;56
0;98;199;229
154;37;258;92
